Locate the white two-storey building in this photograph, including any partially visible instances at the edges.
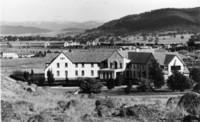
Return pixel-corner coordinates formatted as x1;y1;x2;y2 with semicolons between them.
44;50;189;81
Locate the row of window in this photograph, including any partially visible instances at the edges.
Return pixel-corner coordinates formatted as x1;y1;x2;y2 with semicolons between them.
56;63;96;68
126;64;145;69
56;70;95;76
110;62;123;69
126;71;146;78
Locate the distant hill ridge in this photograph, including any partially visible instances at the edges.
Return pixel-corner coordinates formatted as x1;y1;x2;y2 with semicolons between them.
87;7;200;35
0;25;51;34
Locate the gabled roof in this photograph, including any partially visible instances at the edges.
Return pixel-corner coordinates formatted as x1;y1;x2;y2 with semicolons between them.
164;54;175;65
64;51;113;63
152;52;186;66
128;52;152;64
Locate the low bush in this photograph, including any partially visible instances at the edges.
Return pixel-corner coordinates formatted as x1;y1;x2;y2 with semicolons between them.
167;71;193;91
137;78;153;92
79;78;103;94
106;79;115;90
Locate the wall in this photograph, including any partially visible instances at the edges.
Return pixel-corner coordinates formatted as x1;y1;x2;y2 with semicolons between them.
126;55;155;79
44;53;100;80
167;56;184;76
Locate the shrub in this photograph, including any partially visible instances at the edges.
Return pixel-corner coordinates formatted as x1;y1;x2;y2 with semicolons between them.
106;79;115;90
115;77;122;86
190;68;200;83
137;78;153;92
23;71;30;81
124;80;132;94
65;76;69;84
47;70;55;85
192;83;200;94
12;70;24;76
80;78;103;94
167;71;192;91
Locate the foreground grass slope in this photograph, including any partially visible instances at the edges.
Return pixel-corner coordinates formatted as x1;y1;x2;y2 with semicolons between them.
1;74;188;122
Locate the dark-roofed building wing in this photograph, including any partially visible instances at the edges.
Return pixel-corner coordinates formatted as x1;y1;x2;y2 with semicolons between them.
128;52;152;64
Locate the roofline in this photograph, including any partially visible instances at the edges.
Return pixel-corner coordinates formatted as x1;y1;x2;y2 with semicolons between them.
45;52;73;71
129;52;153;64
107;50;124;59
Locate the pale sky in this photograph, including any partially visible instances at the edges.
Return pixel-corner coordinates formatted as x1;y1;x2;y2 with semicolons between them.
1;0;199;22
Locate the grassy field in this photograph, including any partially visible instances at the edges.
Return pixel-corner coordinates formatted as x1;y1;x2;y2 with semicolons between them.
126;34;192;44
1;53;58;76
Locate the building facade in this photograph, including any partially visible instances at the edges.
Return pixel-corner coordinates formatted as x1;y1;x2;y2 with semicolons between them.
44;50;189;81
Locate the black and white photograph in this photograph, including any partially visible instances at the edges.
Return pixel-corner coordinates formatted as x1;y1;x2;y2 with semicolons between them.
0;0;200;121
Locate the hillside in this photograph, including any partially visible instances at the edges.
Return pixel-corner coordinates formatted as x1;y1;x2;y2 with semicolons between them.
0;25;51;35
85;7;200;36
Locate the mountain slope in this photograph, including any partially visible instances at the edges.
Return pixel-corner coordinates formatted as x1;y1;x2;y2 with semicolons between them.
87;7;200;35
0;25;51;34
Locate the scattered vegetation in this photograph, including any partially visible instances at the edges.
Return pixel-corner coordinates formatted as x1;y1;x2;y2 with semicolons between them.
79;78;103;94
167;71;193;91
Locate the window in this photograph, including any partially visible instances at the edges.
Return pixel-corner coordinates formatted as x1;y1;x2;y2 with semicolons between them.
91;63;94;68
57;63;60;68
75;70;78;76
91;70;94;76
65;63;68;68
57;71;60;76
82;63;84;68
65;71;68;76
171;66;181;71
82;70;84;76
134;64;136;69
110;62;112;68
134;71;136;77
120;63;122;68
75;63;78;68
60;57;65;60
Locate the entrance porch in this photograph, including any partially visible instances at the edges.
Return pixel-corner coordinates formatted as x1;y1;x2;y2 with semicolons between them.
99;68;124;79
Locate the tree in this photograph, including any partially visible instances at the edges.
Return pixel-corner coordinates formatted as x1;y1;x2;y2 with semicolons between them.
124;80;133;94
65;75;69;84
167;71;192;91
190;68;200;83
80;78;103;94
106;79;115;90
47;70;55;85
30;69;34;84
31;69;34;77
187;38;195;47
23;71;29;81
155;37;159;44
149;60;165;89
